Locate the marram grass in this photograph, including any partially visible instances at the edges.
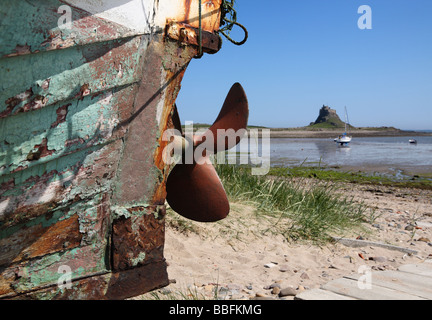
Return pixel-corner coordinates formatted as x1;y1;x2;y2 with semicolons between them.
215;164;367;243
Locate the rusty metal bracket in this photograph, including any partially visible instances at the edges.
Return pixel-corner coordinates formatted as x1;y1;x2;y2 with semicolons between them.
165;20;221;55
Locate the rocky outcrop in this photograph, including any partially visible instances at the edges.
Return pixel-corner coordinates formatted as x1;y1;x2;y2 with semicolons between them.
312;105;346;128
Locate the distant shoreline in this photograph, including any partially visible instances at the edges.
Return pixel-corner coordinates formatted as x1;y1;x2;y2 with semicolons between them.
186;124;432;139
256;128;432;139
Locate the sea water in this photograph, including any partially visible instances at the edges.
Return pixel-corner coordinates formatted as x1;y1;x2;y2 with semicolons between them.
228;135;432;175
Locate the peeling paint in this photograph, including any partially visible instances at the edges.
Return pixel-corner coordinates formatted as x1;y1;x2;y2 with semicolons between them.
26;138;55;161
51;104;71;128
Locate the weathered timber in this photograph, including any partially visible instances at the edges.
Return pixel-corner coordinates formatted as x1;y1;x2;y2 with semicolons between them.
0;0;223;300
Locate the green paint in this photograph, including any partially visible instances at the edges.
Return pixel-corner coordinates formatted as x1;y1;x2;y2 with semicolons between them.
1;36;143;184
0;0;62;57
1;98;107;175
111;204;153;220
130;252;146;267
14;244;109;293
0;207;67;240
111;206;133;220
0;144;97;185
0;0;140;58
1;38;140;114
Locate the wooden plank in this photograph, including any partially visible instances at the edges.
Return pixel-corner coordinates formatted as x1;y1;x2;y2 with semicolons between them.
345;270;432;300
321;277;426;300
398;264;432;278
295;288;357;300
0;214;81;266
0;0;142;58
332;237;418;255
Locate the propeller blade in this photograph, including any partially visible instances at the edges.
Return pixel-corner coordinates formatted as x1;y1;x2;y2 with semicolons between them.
193;82;249;152
165;83;248;222
166;159;230;222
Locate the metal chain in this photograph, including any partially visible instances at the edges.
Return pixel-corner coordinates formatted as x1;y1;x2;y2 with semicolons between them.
218;0;248;46
194;0;248;59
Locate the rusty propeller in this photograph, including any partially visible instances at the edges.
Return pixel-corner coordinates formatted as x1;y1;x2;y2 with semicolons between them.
166;83;249;222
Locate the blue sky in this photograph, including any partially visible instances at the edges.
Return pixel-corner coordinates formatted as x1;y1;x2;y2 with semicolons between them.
175;0;432;130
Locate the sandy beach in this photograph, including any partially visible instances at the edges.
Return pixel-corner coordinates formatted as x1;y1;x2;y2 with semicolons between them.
137;178;432;300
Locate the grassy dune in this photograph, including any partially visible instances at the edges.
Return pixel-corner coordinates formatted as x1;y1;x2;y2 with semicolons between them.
215;164;367;243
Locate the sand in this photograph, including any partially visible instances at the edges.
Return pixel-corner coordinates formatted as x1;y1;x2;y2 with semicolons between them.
138;180;432;300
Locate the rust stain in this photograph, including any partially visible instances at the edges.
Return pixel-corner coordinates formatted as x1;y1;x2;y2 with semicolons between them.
95;193;111;243
105;261;169;300
26;138;55;161
3;200;59;230
1;88;33;119
15;275;110;300
41;31;75;51
77;83;91;100
152;66;188;204
0;215;82;266
112;206;165;271
0;214;82;297
178;0;222;31
51;104;71;128
40;32;57;47
10;166;28;174
0;179;15;192
150;34;199;205
17;95;48;113
65;137;85;147
166;20;221;54
184;0;192;23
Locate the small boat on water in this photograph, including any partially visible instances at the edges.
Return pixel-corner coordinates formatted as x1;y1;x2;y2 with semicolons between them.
334;107;352;146
409;139;418;144
334;133;352;146
0;0;248;300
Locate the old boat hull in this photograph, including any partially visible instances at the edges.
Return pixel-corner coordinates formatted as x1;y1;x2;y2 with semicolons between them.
0;0;222;299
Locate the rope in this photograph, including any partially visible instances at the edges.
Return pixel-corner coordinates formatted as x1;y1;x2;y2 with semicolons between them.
194;0;203;59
